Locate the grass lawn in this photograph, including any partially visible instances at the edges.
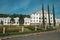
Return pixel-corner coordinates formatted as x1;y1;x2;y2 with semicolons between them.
0;29;54;37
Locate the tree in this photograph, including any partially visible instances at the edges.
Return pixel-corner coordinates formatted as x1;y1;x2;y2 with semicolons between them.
52;4;56;26
0;20;5;34
0;20;3;25
47;4;51;27
0;14;9;17
42;4;45;28
10;18;15;24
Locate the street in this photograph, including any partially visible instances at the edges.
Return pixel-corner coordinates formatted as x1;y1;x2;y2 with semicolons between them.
6;30;60;40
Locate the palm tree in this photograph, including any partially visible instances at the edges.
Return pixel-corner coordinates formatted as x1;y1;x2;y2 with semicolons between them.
52;4;56;26
47;4;51;27
42;4;45;28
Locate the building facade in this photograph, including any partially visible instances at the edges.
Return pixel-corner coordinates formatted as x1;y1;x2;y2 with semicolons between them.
24;17;30;25
0;17;19;25
24;10;60;26
56;19;60;26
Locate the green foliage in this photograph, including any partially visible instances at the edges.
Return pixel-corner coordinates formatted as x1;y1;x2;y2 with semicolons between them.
10;18;15;24
0;20;3;25
0;14;9;17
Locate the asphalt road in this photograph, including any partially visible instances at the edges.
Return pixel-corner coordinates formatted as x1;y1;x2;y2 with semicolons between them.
6;30;60;40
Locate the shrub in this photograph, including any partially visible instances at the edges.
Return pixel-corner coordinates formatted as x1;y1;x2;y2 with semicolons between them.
24;25;42;30
0;27;3;33
5;26;22;32
24;26;35;30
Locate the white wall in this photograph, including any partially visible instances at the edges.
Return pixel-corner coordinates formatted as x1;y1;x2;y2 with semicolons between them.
30;10;53;24
24;10;55;25
24;17;30;25
0;17;19;25
3;17;11;25
13;17;19;25
56;19;60;26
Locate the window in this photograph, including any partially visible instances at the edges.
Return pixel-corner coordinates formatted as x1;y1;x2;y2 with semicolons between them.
34;20;35;22
39;21;41;22
51;17;52;19
36;20;38;22
39;18;41;19
25;22;27;24
51;20;52;22
45;18;47;19
36;14;38;15
5;22;6;23
8;22;10;24
36;17;38;19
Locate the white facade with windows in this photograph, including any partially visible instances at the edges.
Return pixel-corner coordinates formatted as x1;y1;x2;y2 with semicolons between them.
13;17;19;25
24;10;60;26
24;17;30;25
56;19;60;26
0;17;19;25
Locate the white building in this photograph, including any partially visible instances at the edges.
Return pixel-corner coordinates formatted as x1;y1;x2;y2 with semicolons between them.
0;17;19;25
13;17;19;25
24;17;30;25
24;10;60;26
56;19;60;26
0;17;11;25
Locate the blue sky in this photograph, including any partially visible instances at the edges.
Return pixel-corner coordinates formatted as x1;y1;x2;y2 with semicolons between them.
0;0;60;18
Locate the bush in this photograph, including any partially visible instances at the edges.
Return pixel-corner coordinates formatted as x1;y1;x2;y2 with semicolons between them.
24;25;42;30
0;26;22;33
24;26;35;30
0;27;3;33
5;26;22;32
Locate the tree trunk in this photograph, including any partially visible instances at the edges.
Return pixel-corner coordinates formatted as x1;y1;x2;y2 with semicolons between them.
48;4;51;28
3;27;5;34
53;4;56;26
42;4;45;29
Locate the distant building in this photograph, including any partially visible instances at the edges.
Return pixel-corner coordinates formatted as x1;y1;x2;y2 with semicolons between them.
24;10;60;26
24;17;30;25
56;19;60;26
0;17;19;25
13;17;19;25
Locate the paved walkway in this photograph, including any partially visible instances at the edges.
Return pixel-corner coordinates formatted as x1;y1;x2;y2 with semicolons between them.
0;29;60;40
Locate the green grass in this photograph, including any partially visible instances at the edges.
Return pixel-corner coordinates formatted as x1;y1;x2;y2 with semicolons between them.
0;30;40;37
0;29;47;37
